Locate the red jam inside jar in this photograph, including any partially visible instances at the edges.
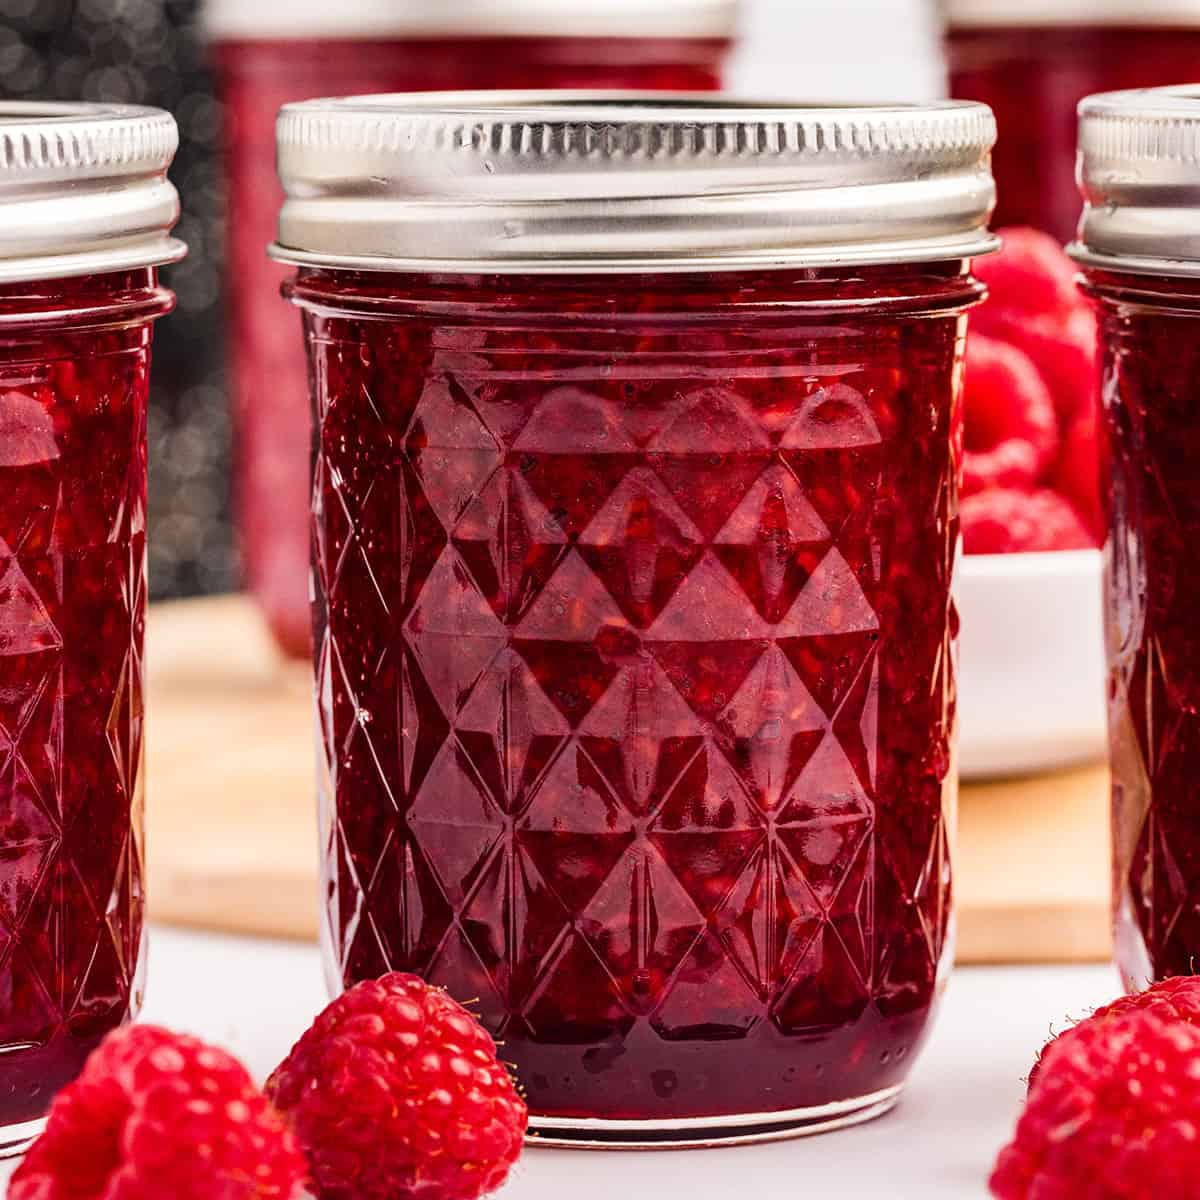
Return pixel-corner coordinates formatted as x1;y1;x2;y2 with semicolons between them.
294;262;976;1134
947;24;1200;243
1084;269;1200;990
1075;85;1200;996
0;268;169;1150
216;31;732;657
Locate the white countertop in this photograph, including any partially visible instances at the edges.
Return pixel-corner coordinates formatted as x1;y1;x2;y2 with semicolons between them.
0;927;1120;1199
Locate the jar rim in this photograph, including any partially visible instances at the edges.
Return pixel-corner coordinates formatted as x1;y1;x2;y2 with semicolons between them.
1072;85;1200;276
944;0;1200;27
0;101;185;284
270;91;998;275
203;0;737;41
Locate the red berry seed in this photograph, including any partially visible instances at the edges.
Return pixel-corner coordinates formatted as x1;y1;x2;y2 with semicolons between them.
267;973;527;1200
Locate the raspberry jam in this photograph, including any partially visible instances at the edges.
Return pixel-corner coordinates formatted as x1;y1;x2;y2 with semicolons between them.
1072;87;1200;992
295;263;973;1134
277;92;995;1143
216;33;732;657
0;268;171;1150
947;24;1200;243
1084;270;1200;988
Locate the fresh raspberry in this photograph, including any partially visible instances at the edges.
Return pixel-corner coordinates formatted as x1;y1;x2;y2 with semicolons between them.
974;226;1082;325
9;1025;307;1200
963;439;1040;498
962;487;1093;554
267;973;527;1200
963;333;1058;477
1051;400;1103;544
991;1009;1200;1200
1004;308;1098;428
972;227;1098;429
1029;976;1200;1090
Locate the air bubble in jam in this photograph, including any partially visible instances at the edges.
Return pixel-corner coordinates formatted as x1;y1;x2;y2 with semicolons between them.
298;264;971;1127
0;269;162;1143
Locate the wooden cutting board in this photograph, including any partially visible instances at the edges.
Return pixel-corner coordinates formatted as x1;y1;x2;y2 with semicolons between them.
144;595;1113;963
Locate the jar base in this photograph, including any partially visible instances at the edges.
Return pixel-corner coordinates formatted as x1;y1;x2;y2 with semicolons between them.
0;1117;46;1161
526;1085;902;1149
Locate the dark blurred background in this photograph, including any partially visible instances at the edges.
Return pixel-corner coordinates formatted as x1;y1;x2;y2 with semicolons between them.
0;0;939;603
0;0;232;600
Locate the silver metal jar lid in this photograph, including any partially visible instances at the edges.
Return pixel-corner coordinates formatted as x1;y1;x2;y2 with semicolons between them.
1072;86;1200;278
943;0;1200;27
205;0;737;41
270;93;998;275
0;102;184;285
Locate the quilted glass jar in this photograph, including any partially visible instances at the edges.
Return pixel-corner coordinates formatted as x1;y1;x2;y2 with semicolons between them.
1073;86;1200;992
0;103;183;1156
208;0;737;657
945;0;1200;243
274;94;997;1144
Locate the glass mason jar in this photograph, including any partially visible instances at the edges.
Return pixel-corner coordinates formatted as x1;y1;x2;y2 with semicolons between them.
1072;86;1200;992
274;94;997;1144
207;0;738;658
0;103;183;1155
944;0;1200;244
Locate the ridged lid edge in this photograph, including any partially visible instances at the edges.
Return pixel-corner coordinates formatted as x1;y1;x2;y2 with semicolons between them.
275;94;997;167
0;103;177;175
1072;86;1200;276
272;92;997;274
0;103;184;282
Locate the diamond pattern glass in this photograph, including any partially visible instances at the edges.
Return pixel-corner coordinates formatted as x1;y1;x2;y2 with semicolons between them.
0;271;160;1149
302;266;968;1129
1095;275;1200;991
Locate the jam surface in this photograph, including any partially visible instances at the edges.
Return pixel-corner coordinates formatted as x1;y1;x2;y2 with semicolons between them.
0;270;162;1133
1090;273;1200;990
948;26;1200;243
218;36;728;656
300;266;969;1122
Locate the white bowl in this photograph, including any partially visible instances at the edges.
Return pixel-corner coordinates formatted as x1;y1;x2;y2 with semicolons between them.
957;549;1107;780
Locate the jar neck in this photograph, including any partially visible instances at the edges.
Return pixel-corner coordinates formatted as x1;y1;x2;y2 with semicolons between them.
1079;267;1200;316
285;262;986;322
0;268;175;330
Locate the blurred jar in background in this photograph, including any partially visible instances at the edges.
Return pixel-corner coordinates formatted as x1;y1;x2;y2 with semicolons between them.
944;0;1200;244
209;0;739;658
